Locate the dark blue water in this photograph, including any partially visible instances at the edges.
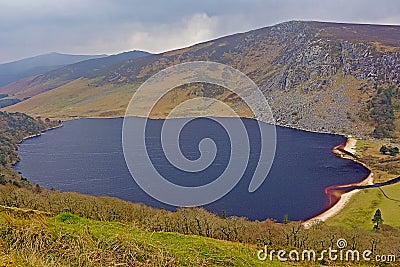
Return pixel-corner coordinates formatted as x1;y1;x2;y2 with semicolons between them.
15;118;370;221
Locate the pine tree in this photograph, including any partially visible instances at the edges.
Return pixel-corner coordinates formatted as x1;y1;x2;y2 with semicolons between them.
372;209;384;230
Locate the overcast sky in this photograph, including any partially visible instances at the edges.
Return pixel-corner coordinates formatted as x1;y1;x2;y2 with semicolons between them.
1;0;399;63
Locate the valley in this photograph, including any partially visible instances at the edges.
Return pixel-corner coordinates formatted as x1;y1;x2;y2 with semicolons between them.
0;20;400;266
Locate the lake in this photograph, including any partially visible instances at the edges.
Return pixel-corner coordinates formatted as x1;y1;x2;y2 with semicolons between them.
15;117;370;221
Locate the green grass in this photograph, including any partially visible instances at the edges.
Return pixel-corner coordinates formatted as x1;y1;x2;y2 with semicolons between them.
0;210;287;267
50;214;287;266
327;182;400;229
355;140;399;182
375;183;400;226
1;209;390;266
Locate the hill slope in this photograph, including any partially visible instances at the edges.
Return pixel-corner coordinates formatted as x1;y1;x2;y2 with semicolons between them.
0;50;150;103
3;21;400;138
0;208;278;266
0;52;106;87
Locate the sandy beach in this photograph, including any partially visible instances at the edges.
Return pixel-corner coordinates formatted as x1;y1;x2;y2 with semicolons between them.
344;137;357;154
303;137;373;228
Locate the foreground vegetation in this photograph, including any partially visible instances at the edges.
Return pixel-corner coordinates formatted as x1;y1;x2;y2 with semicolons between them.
0;184;398;266
0;207;274;266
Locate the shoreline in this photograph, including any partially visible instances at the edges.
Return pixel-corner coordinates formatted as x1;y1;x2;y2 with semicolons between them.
13;122;63;167
55;115;349;134
304;137;374;228
21;123;63;142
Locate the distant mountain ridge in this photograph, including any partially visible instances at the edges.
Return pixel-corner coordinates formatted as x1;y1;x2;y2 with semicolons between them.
2;21;400;138
0;52;106;86
45;50;151;81
0;50;151;101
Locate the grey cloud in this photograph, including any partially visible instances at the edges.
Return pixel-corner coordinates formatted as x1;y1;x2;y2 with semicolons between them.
0;0;399;63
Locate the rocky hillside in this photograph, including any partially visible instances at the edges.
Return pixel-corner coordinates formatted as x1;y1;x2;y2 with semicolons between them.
2;21;400;138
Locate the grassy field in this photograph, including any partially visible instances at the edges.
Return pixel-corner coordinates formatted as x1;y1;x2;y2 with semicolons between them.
4;79;253;120
355;139;400;183
0;208;287;267
0;206;395;267
4;79;135;119
326;183;400;228
327;139;400;229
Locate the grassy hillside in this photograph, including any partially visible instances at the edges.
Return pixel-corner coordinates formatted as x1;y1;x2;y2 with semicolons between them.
0;208;276;267
0;52;106;87
3;79;132;119
4;80;254;120
0;184;398;266
327;183;400;228
0;51;150;106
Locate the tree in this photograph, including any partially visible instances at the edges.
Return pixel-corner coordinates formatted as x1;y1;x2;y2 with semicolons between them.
380;145;388;154
283;214;289;224
221;210;227;219
389;146;399;156
372;209;384;230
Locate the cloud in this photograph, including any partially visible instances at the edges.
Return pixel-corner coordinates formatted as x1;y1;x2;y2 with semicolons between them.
0;0;399;63
126;13;220;53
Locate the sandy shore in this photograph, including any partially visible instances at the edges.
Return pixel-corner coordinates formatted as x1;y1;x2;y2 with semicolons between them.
344;137;357;154
303;137;373;228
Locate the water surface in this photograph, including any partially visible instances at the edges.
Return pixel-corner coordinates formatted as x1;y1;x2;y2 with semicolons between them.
15;118;370;221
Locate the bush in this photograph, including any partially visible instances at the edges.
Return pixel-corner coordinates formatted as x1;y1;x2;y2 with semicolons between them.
379;145;399;156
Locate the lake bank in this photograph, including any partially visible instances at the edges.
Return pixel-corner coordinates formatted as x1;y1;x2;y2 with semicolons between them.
304;137;374;228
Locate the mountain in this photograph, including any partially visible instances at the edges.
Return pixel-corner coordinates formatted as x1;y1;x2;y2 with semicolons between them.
42;50;151;81
0;50;150;102
0;52;106;87
2;21;400;138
